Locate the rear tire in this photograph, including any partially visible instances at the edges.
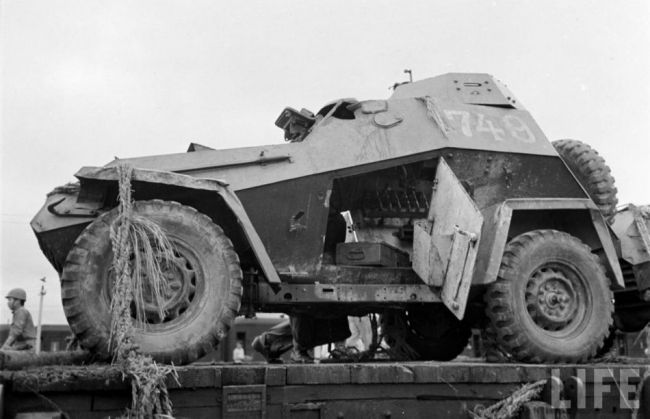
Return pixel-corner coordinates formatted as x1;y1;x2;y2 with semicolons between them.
485;229;613;363
382;305;471;361
61;200;243;365
553;139;618;220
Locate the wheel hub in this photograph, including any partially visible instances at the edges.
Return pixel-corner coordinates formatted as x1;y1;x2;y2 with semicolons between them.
526;266;579;331
139;253;197;324
107;249;199;325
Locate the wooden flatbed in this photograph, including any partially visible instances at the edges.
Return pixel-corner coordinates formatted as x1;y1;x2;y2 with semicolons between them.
3;360;650;419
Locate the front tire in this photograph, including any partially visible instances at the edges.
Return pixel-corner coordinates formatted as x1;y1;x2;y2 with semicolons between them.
61;200;243;365
485;229;613;363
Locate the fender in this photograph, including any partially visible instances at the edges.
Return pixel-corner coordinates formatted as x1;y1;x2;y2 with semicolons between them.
74;166;281;284
472;198;624;289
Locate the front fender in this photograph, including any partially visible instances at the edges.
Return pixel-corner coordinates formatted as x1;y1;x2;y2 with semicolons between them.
74;166;281;284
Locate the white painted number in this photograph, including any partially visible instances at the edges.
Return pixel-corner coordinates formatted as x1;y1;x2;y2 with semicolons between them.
444;110;472;137
443;110;536;144
503;115;536;143
476;113;505;142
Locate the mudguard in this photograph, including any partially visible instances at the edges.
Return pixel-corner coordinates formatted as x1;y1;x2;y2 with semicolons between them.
472;198;624;289
74;166;281;284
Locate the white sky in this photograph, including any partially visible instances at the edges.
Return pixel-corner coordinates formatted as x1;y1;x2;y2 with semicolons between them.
1;0;649;325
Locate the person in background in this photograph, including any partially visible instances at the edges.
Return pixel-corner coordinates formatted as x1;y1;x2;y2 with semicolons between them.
233;340;246;364
252;211;352;363
1;288;36;352
252;315;351;363
345;316;372;351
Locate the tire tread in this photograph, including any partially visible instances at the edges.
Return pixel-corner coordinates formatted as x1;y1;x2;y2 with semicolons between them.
553;139;618;220
60;200;243;364
485;229;614;363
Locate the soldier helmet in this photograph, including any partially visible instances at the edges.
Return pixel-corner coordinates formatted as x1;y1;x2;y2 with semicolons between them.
6;288;27;301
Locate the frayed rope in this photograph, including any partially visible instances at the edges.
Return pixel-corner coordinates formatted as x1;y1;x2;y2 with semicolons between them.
109;165;178;418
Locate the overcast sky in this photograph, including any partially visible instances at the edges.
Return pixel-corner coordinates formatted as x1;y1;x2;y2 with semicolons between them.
1;0;649;325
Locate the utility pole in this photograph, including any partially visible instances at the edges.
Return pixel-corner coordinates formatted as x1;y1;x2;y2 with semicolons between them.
35;277;46;354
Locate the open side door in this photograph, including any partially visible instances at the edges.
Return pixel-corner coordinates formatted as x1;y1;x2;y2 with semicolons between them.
412;157;483;319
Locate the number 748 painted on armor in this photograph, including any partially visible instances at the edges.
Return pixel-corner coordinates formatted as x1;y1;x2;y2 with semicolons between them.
444;109;536;143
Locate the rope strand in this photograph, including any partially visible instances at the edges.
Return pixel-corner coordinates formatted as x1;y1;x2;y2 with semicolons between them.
109;165;177;418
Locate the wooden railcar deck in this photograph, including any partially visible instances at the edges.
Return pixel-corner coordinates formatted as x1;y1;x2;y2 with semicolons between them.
3;360;650;418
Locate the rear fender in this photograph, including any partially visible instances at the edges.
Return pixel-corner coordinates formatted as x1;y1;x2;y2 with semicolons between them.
74;166;281;284
473;198;624;289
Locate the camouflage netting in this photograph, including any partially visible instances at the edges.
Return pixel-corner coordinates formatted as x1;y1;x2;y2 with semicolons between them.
110;165;177;418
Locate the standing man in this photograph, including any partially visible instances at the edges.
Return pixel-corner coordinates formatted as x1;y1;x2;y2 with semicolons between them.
1;288;36;351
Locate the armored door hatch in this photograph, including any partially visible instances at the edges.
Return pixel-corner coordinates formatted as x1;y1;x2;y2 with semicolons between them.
412;157;483;319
